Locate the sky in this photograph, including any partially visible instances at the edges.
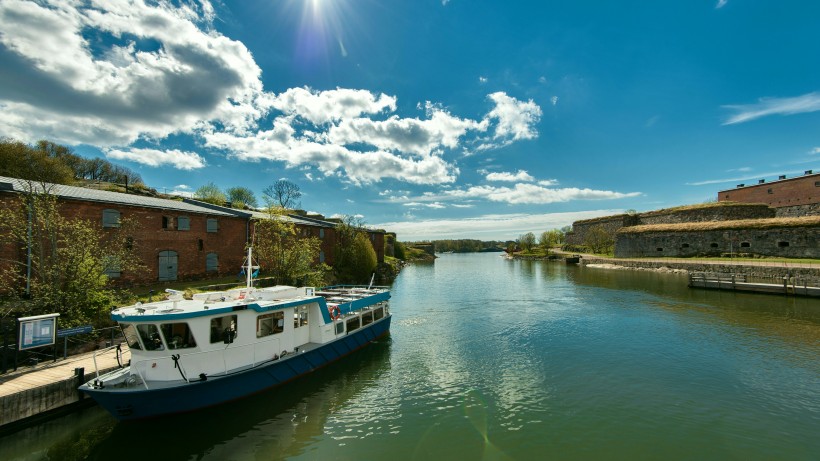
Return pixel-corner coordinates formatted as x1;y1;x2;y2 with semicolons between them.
1;1;820;241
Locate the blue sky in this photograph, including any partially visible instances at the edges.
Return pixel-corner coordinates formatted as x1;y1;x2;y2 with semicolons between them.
2;1;819;241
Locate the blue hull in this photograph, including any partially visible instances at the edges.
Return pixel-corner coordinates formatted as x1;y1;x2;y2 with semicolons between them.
82;316;391;420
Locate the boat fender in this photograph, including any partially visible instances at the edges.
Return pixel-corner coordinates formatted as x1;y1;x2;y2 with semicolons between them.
329;305;341;320
281;350;288;358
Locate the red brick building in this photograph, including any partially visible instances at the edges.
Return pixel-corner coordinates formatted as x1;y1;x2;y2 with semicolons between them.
718;170;820;208
0;177;247;285
0;177;388;289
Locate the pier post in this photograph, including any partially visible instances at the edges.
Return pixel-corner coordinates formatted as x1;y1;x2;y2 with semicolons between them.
75;367;85;400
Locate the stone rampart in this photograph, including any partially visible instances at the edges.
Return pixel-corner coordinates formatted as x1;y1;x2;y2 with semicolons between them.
615;226;820;259
567;203;774;247
775;203;820;218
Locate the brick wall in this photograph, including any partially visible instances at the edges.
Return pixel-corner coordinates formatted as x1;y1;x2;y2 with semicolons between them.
718;172;820;208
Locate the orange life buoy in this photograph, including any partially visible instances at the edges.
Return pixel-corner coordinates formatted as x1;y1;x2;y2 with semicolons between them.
329;305;341;320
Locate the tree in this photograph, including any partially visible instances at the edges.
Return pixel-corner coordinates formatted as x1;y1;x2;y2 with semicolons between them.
226;187;258;209
393;241;407;260
584;225;614;254
0;138;74;185
194;182;226;205
262;179;301;209
253;207;328;286
334;215;377;283
0;190;145;327
518;232;536;252
539;229;565;254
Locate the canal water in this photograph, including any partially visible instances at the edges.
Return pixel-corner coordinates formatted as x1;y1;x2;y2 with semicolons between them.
2;253;819;460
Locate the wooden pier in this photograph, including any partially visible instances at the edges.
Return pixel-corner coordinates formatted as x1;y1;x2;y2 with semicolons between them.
688;272;820;297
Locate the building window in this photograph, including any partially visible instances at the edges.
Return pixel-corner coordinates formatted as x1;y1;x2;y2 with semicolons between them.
319;251;325;263
207;218;218;233
815;181;820;187
656;248;663;252
740;242;751;248
198;239;204;251
681;243;690;248
177;216;190;231
162;216;171;229
767;188;773;194
206;252;218;272
102;209;120;228
778;241;790;248
319;228;325;239
103;255;121;279
710;243;719;248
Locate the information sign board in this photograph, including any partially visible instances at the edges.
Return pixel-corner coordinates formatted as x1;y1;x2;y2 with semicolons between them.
18;314;60;351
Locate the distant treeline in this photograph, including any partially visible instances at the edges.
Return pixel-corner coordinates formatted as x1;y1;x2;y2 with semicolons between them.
407;239;509;253
0;138;143;186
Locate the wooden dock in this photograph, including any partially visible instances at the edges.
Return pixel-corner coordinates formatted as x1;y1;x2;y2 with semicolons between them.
688;272;820;297
0;344;129;433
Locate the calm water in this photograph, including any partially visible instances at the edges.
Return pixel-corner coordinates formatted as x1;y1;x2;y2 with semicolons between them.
2;253;819;460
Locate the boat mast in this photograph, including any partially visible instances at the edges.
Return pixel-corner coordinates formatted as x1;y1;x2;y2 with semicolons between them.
246;246;253;288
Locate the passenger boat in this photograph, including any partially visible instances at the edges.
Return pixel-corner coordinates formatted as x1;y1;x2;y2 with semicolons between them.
80;250;391;420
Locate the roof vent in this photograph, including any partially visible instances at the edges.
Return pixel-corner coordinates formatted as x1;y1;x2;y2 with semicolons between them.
779;175;786;180
758;179;765;184
806;170;814;175
737;184;745;188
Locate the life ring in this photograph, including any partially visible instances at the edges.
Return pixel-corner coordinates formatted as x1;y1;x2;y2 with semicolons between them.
329;305;341;320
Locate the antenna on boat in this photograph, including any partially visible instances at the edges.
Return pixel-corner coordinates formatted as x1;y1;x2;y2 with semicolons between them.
368;272;375;290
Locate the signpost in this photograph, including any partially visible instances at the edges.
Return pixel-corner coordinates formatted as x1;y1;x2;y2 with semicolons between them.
57;325;93;359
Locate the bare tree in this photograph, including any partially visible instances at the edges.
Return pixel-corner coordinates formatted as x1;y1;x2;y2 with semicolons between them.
262;180;301;209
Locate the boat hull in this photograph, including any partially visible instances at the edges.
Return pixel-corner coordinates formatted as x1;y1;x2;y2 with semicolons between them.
81;316;391;421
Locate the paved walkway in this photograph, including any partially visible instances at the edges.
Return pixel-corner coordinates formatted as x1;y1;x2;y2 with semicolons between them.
0;344;130;398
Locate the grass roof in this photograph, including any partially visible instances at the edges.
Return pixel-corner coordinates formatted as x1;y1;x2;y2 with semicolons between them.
619;216;820;234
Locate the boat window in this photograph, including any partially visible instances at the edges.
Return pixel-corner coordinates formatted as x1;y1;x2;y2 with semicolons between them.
335;321;344;335
374;307;384;321
137;324;164;351
121;324;142;351
160;322;197;349
294;306;308;328
346;316;360;333
362;310;374;326
257;312;284;337
210;315;238;343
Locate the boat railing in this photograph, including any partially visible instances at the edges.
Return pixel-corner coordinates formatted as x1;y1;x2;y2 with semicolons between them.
91;343;126;379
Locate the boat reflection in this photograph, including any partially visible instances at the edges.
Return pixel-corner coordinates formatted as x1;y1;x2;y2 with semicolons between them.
60;339;392;461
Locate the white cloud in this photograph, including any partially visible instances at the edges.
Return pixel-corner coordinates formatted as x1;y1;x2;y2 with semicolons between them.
373;210;622;241
486;170;535;182
105;148;206;170
484;92;542;143
403;202;446;209
0;0;266;146
327;106;483;156
438;183;640;205
716;0;728;8
479;76;488;84
270;87;396;125
722;92;820;125
811;148;820;155
538;179;559;186
551;96;559;106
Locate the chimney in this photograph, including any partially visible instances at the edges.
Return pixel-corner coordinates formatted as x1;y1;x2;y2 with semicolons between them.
778;175;786;180
737;184;745;188
805;170;814;175
758;179;765;184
